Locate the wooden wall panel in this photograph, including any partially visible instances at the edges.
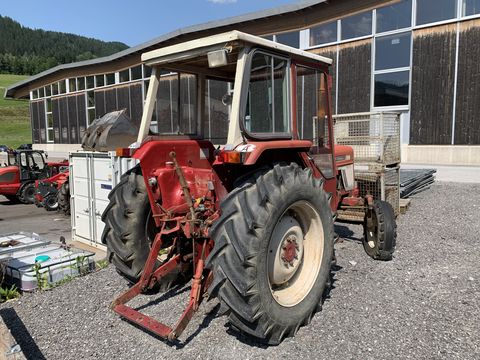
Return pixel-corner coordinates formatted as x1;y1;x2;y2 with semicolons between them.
30;101;40;143
117;86;130;117
59;97;69;143
410;25;456;145
311;45;337;114
95;91;106;118
105;89;117;113
52;99;61;143
37;101;46;143
77;94;87;140
337;40;371;114
67;96;78;144
455;20;480;145
129;83;143;126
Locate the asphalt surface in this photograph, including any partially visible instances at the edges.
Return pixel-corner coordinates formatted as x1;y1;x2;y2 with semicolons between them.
0;195;71;242
0;182;479;360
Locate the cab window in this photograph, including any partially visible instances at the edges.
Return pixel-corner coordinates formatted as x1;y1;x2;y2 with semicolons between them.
245;52;290;136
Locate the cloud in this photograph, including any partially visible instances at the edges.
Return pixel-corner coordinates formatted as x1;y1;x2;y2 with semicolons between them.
207;0;238;4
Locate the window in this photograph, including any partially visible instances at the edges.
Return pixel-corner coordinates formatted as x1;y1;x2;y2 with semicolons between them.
77;77;85;91
310;21;338;46
131;66;142;80
341;11;372;40
119;69;130;83
245;52;290;135
86;91;95;126
463;0;480;15
143;65;152;78
32;90;38;100
416;0;457;25
86;76;95;89
45;86;51;97
52;82;59;95
263;35;274;41
296;66;334;178
96;75;105;87
275;31;300;48
45;99;54;142
30;152;45;170
69;78;77;92
374;71;409;107
376;0;412;33
39;87;45;98
375;32;411;70
106;73;115;85
59;80;66;94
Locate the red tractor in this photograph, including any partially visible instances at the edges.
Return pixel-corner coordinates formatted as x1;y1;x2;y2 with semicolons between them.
34;170;69;212
0;149;68;204
102;31;397;344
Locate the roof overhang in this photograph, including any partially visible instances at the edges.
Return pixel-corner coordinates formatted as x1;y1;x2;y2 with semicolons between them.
4;0;401;99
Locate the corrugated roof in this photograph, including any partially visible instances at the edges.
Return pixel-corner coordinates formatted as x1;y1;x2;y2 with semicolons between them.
5;0;325;98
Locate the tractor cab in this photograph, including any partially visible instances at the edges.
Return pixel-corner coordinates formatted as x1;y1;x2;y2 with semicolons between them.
11;150;48;181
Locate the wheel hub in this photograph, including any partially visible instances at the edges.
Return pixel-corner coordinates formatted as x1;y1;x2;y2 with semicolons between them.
268;215;304;286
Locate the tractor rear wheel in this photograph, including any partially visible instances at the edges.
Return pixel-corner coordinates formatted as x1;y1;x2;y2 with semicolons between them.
207;163;334;345
101;166;179;292
44;194;59;211
363;200;396;261
57;180;70;216
19;182;36;204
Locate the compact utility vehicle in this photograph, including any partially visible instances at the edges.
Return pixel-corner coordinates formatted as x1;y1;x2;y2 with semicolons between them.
0;150;67;204
102;31;397;344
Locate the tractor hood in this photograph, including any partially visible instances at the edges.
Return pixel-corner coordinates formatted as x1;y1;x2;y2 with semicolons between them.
0;166;18;184
81;109;139;152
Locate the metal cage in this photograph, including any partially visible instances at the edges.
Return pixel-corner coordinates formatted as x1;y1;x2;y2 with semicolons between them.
334;112;401;166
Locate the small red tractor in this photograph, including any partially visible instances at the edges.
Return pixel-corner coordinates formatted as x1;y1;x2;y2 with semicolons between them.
34;170;69;212
0;149;68;204
102;31;397;344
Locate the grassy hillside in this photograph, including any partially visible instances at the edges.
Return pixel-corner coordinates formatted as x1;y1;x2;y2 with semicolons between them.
0;74;31;148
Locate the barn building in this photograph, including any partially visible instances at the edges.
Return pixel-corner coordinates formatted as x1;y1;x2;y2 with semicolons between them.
4;0;480;165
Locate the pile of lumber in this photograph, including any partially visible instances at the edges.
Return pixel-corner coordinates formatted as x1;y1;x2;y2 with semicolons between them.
400;169;436;198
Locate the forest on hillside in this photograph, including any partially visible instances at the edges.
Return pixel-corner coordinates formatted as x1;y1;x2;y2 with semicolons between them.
0;15;129;75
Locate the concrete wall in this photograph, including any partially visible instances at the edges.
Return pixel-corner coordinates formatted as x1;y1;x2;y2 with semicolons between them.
402;145;480;165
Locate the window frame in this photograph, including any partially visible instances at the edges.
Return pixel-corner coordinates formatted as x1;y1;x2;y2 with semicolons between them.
240;49;293;141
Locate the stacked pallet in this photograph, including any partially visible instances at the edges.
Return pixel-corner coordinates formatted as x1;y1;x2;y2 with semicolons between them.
400;169;437;198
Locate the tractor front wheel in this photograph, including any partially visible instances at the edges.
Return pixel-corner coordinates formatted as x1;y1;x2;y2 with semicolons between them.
19;183;36;204
207;164;334;345
363;200;397;261
44;194;59;211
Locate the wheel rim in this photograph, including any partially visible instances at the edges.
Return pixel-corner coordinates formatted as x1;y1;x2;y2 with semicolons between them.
26;187;36;202
267;200;324;307
45;196;58;209
366;211;378;249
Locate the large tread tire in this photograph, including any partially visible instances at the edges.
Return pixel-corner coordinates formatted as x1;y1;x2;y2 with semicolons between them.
206;163;334;345
363;200;397;261
19;182;36;204
44;194;59;211
101;166;178;292
57;180;70;216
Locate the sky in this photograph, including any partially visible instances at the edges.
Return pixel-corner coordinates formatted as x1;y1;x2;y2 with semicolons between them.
0;0;302;47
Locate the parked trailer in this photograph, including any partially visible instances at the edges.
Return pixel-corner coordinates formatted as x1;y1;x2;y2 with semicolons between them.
69;151;138;249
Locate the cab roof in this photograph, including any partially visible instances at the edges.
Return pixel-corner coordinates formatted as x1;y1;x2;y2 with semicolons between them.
141;30;333;68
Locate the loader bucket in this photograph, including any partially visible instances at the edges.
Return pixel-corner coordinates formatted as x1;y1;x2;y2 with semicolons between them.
81;109;139;152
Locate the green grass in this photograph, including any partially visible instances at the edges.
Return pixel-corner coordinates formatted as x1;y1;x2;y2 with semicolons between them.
0;74;31;148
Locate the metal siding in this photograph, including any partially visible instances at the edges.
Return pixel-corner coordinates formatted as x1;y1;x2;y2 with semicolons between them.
410;26;456;145
337;41;371;114
455;21;480;145
129;83;143;127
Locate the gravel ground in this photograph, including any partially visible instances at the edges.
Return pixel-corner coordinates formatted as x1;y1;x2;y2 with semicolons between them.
1;182;479;360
